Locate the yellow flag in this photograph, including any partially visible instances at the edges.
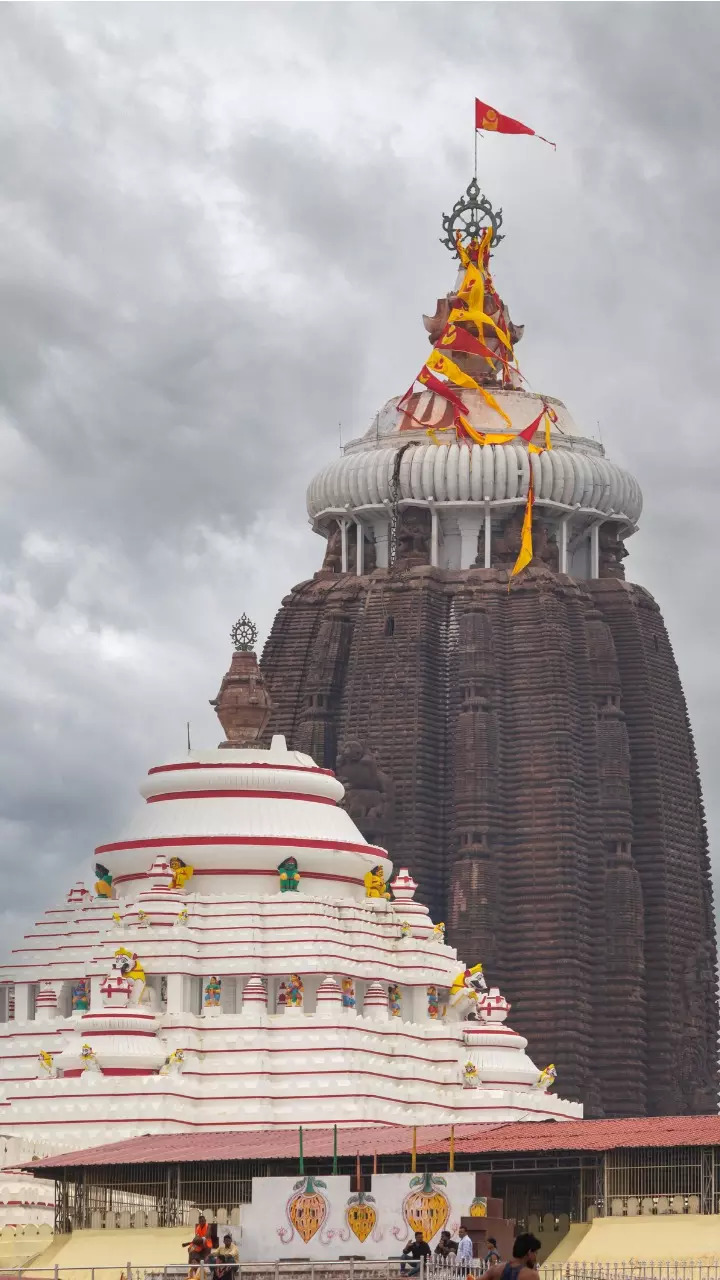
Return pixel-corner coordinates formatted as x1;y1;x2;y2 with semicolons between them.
510;478;534;580
427;348;480;391
544;411;553;451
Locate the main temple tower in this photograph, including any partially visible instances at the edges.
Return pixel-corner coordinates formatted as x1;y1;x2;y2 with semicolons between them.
260;179;719;1118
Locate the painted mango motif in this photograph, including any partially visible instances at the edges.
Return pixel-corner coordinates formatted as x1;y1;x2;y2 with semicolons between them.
403;1171;449;1242
287;1176;328;1243
345;1190;377;1243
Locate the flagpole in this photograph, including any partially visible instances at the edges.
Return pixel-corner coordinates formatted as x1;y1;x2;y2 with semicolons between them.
299;1124;304;1175
474;125;478;180
332;1123;338;1176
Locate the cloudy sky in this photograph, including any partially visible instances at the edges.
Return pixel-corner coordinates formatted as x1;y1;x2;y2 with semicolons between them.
1;1;719;946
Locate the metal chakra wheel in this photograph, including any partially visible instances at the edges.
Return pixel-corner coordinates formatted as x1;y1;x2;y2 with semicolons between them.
230;613;258;653
440;177;504;256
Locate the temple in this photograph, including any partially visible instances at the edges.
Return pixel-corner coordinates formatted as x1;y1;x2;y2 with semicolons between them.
0;630;580;1161
259;178;719;1118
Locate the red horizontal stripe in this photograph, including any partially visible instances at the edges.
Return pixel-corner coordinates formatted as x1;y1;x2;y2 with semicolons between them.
112;868;362;887
96;835;387;859
148;762;334;777
147;789;336;806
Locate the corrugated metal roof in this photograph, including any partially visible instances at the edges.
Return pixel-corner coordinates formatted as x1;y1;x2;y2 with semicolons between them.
25;1114;720;1171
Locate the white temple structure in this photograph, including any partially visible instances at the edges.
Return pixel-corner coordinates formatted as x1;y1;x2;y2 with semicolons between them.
0;637;580;1169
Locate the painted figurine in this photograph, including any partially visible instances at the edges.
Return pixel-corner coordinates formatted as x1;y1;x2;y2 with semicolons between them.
176;907;189;926
431;921;446;943
536;1063;557;1092
94;863;113;899
462;1060;479;1088
203;976;222;1008
427;985;439;1019
400;921;412;938
159;1048;185;1076
38;1050;56;1078
277;981;288;1009
286;974;304;1008
364;865;390;899
71;978;90;1013
112;947;147;1005
278;856;300;892
169;857;194;892
137;910;150;928
81;1043;100;1073
112;910;123;927
341;978;356;1009
450;963;487;1002
388;983;402;1017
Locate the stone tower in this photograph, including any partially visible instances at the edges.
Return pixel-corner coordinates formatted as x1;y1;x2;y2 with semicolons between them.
260;180;718;1117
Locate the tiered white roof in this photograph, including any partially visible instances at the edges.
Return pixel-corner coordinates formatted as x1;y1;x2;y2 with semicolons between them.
0;734;580;1157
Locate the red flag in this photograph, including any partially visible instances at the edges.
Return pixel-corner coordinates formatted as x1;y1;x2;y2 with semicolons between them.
436;322;504;367
517;408;545;443
417;366;470;415
475;98;556;149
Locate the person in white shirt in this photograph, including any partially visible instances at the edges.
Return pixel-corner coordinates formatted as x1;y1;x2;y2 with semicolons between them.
456;1227;474;1265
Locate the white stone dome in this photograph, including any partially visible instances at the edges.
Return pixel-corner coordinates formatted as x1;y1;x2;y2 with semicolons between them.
95;734;392;900
308;389;642;525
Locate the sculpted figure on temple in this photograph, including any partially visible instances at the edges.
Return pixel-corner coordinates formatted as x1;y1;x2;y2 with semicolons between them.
112;947;148;1006
396;507;431;568
462;1060;479;1088
278;856;300;893
81;1044;100;1073
159;1049;185;1076
364;865;391;900
286;974;303;1008
71;979;90;1013
337;740;395;842
599;526;628;580
38;1050;56;1078
321;521;343;573
169;857;194;891
487;510;557;572
536;1063;557;1092
94;863;113;899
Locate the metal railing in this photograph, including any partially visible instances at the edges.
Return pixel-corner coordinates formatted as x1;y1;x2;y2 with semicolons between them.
3;1263;720;1280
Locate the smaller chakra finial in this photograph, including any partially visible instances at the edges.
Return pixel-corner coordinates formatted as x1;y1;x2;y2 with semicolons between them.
441;177;504;257
230;613;258;653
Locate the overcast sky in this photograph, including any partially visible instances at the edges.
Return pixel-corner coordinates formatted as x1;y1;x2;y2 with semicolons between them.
1;2;719;948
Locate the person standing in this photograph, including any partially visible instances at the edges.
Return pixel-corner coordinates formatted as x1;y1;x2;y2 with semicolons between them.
484;1238;501;1269
456;1226;474;1267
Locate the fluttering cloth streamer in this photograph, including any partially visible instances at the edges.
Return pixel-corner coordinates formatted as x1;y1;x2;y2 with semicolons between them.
475;97;556;149
510;469;535;582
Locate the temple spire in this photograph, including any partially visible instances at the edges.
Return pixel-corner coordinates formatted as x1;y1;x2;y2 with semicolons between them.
209;613;272;749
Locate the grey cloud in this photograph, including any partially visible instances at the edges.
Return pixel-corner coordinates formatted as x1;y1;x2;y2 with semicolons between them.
0;1;719;952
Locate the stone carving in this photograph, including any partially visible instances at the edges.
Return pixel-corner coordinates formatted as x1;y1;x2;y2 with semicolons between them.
336;741;395;843
111;948;147;1006
321;521;343;573
482;510;557;571
396;508;431;568
599;526;628;580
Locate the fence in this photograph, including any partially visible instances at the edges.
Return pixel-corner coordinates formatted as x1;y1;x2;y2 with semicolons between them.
2;1262;720;1280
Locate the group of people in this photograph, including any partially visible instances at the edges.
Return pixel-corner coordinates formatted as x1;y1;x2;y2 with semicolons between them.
183;1214;238;1279
400;1230;542;1278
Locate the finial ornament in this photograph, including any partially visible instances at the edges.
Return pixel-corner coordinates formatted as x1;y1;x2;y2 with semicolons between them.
441;177;503;257
230;612;258;653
